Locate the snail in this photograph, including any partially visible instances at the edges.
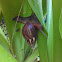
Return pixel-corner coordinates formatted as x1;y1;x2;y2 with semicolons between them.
13;14;47;48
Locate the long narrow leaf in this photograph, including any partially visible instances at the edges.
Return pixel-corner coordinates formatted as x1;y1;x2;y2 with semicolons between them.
0;27;10;50
0;45;17;62
47;0;53;62
59;9;62;38
38;30;48;62
53;0;62;62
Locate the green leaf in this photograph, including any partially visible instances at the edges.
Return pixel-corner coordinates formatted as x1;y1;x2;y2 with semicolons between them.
0;2;1;16
20;0;32;17
24;40;32;60
0;27;10;50
0;0;32;62
47;0;53;62
59;9;62;38
24;48;39;62
53;0;62;62
12;26;25;62
37;30;48;62
42;0;46;15
0;45;17;62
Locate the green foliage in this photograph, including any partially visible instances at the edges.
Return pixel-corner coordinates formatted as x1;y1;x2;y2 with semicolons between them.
0;0;62;62
47;0;53;62
59;9;62;38
0;0;32;62
0;45;17;62
24;48;39;62
38;31;48;62
0;27;10;50
53;0;62;62
0;4;1;16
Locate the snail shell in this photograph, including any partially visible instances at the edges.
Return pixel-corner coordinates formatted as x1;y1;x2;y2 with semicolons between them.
22;22;38;48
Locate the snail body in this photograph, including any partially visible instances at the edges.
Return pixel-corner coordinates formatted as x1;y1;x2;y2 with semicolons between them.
13;14;47;48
